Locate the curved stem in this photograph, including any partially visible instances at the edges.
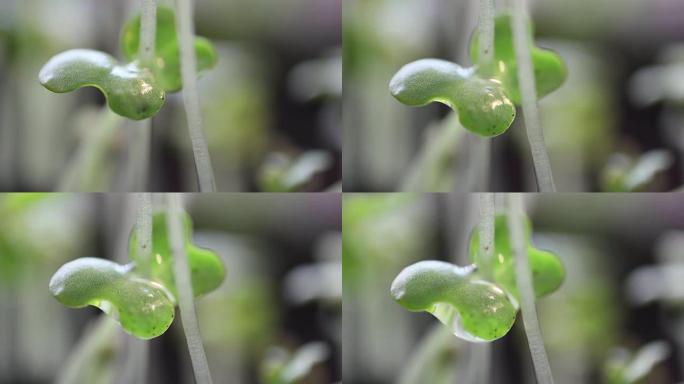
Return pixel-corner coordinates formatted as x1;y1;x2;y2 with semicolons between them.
166;194;213;384
175;0;217;192
510;0;556;192
506;194;554;384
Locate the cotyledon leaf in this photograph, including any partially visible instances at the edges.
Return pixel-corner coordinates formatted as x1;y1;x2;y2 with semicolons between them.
38;49;165;120
391;260;517;342
129;212;225;300
470;13;567;104
469;213;565;302
389;59;516;137
121;6;218;92
48;257;175;339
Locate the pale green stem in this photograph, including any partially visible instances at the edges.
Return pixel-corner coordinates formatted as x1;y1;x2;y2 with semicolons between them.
510;0;556;192
166;193;213;384
57;109;123;192
506;193;554;384
397;324;454;384
123;122;151;191
175;0;217;192
400;114;463;192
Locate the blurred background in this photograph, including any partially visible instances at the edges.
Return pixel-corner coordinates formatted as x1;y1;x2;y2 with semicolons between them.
343;0;684;192
0;193;341;384
0;0;341;192
343;193;684;383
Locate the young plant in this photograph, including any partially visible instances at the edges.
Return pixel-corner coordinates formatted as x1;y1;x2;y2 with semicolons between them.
38;4;218;190
48;206;225;342
390;196;563;381
389;2;566;191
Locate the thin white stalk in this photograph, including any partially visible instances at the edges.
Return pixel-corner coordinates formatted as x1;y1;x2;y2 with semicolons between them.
138;0;157;63
478;193;495;279
510;0;556;192
506;194;554;384
175;0;217;192
477;0;495;67
166;194;213;384
135;193;153;276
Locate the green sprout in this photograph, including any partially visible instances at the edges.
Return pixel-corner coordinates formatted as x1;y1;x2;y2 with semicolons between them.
389;13;567;138
38;7;217;120
470;14;567;104
128;211;226;299
38;50;165;120
49;210;225;340
389;59;515;137
390;260;517;342
49;257;175;339
121;6;218;92
469;213;565;302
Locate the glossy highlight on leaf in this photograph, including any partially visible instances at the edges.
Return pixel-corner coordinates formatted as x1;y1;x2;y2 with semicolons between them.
121;6;218;92
391;260;516;342
38;49;165;120
129;212;225;300
469;214;565;301
389;59;516;137
48;257;175;339
470;14;567;104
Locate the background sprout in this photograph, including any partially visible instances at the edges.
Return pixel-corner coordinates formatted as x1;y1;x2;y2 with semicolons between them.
258;151;333;192
470;14;567;104
129;212;225;299
603;341;671;384
390;260;517;342
38;50;165;120
121;7;218;92
389;59;516;137
261;342;331;384
601;150;674;192
48;257;175;339
469;213;565;301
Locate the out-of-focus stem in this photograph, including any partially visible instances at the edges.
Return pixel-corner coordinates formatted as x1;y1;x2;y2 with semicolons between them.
506;193;554;383
134;193;152;276
138;0;157;63
175;0;216;192
510;0;556;192
166;194;213;384
478;0;495;67
57;109;123;192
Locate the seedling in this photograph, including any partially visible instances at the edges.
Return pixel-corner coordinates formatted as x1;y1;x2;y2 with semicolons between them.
49;210;225;340
391;213;562;342
391;261;517;342
469;214;564;301
390;2;566;191
38;3;218;191
39;6;216;120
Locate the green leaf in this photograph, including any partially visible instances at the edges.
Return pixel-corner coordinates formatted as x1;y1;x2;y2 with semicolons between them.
391;260;517;342
129;212;225;300
469;213;565;302
470;13;567;104
38;49;165;120
121;6;218;92
49;257;175;339
389;59;516;137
